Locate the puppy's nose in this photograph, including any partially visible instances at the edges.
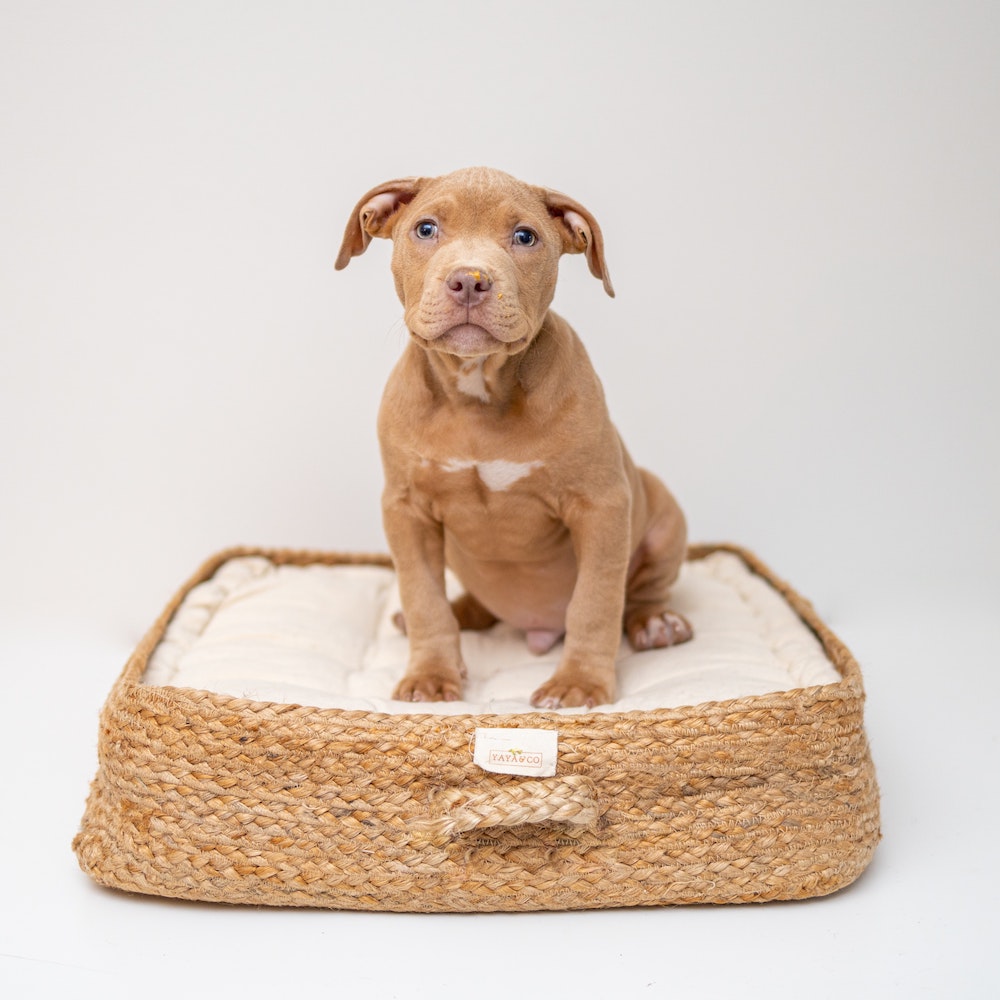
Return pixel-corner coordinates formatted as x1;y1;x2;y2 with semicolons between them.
446;268;493;307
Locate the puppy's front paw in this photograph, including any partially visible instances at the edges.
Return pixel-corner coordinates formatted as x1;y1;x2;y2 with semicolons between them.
626;610;693;651
393;663;465;703
530;665;615;711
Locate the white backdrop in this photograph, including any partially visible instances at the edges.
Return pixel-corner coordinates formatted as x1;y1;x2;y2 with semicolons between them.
2;2;998;996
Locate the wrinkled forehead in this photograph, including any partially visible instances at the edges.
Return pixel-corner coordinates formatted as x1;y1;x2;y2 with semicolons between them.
403;168;552;233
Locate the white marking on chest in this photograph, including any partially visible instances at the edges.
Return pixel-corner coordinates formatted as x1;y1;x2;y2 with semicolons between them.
456;359;490;402
441;458;476;474
440;458;543;492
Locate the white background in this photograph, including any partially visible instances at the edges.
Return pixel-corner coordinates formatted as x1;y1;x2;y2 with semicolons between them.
2;1;998;996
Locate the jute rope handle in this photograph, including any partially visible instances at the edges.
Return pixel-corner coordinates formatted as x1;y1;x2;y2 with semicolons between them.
414;774;600;843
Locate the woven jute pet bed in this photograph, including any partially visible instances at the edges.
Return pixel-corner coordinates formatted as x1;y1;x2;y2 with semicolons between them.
74;543;880;911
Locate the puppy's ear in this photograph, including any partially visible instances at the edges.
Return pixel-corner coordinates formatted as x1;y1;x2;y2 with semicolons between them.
543;190;615;297
335;178;422;270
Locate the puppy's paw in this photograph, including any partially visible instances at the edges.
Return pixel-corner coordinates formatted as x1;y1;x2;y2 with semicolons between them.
626;610;693;651
393;664;465;703
530;668;614;711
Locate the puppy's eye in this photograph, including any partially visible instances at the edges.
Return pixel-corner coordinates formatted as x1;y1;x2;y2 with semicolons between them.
513;228;537;247
415;220;438;240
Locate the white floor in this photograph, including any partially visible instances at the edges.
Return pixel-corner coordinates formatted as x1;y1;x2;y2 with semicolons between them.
3;2;998;996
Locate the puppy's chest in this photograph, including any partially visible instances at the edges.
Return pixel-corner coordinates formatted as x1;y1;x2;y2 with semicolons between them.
399;403;545;489
411;451;547;501
409;447;560;554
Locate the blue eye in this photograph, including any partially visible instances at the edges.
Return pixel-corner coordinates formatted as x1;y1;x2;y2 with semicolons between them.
415;220;438;240
513;228;537;247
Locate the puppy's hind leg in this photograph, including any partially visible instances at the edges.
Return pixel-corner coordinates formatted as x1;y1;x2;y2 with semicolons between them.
449;591;500;631
624;469;693;651
393;591;498;635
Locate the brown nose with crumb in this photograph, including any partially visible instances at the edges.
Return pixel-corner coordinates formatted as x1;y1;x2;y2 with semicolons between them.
446;268;493;307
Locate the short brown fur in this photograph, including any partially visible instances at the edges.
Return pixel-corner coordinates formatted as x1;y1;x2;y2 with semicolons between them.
337;167;691;708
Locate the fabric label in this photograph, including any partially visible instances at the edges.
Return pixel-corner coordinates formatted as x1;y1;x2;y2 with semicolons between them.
473;728;558;777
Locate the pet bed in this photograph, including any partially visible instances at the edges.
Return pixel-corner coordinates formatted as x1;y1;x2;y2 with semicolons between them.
74;543;880;910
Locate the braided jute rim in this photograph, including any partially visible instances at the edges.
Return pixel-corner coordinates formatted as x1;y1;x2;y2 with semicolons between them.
74;543;881;911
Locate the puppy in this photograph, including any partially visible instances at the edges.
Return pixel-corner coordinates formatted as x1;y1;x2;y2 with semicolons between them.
336;167;691;708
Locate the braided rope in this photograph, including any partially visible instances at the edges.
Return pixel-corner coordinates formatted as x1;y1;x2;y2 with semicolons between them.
415;775;600;843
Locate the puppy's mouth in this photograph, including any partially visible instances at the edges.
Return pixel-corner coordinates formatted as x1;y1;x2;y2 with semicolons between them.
420;323;521;358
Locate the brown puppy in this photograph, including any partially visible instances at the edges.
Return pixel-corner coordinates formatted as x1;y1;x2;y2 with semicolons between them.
336;167;691;708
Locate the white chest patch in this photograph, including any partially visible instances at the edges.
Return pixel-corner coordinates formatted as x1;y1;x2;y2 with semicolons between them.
440;458;543;492
456;359;490;402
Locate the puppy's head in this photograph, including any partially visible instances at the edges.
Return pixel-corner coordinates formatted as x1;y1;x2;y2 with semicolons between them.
336;167;613;359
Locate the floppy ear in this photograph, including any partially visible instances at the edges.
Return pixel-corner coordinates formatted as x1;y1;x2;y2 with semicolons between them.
543;190;615;297
335;177;423;270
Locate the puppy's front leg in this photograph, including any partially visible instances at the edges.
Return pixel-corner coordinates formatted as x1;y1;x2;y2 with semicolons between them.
383;496;466;702
531;490;632;709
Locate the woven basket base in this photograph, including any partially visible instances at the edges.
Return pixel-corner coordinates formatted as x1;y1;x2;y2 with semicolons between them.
73;544;880;911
